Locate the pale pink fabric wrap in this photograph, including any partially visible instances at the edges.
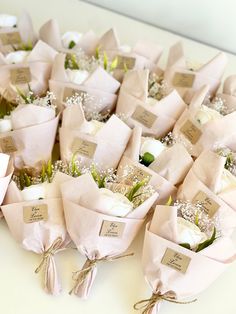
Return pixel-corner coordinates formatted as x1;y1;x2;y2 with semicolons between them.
0;153;13;205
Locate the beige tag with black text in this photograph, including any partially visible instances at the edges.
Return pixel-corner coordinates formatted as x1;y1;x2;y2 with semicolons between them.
180;120;202;144
72;138;97;158
193;191;220;217
63;87;85;102
161;248;191;274
10;67;31;85
116;55;136;70
131;105;157;128
123;165;151;185
23;204;48;223
0;32;21;45
172;72;195;88
0;136;17;153
100;220;125;238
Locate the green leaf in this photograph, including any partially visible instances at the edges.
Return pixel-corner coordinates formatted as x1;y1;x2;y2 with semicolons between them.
91;164;105;188
179;243;191;250
95;45;100;59
125;179;147;202
46;159;53;182
71;153;81;177
69;40;76;49
195;227;217;252
165;195;172;206
195;211;199;227
41;163;47;183
71;54;79;70
16;86;28;103
24;172;31;187
110;57;118;71
19;170;25;190
123;62;128;72
140;152;155;167
103;51;108;70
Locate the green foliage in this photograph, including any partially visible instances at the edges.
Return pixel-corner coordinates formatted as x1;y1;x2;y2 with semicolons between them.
139;152;155;167
195;227;217;252
125;179;147;202
91;164;106;188
69;40;76;49
165;195;172;206
179;243;191;250
71;153;81;177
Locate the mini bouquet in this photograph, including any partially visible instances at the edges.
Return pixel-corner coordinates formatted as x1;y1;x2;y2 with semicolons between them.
164;41;227;103
116;69;186;137
61;171;158;298
60;96;131;170
0;153;13;205
173;85;236;157
0;11;36;55
178;148;236;215
1;160;77;294
0;90;59;170
49;52;120;112
134;201;236;313
0;40;57;104
117;126;193;203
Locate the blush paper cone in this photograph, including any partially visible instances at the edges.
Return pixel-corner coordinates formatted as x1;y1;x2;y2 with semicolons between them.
0;153;13;205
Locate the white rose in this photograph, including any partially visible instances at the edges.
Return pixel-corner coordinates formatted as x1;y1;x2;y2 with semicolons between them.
140;138;166;158
81;120;104;136
177;217;207;249
0;14;17;27
0;115;12;133
80;188;133;217
61;31;82;48
66;69;89;85
5;50;29;64
218;168;236;193
195;105;222;125
21;184;45;201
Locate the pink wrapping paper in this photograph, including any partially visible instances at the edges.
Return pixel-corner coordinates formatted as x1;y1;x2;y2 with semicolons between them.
0;40;57;102
61;173;158;299
216;75;236;110
164;42;227;104
0;11;36;54
0;153;13;205
49;53;120;112
139;205;236;313
1;172;71;295
116;69;186;137
173;85;236;157
60;104;131;170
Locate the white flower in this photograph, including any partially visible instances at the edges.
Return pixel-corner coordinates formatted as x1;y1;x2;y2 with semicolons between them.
140;138;166;158
21;184;45;201
119;45;131;53
0;14;17;27
218;168;236;193
66;69;89;85
195;105;222;125
147;97;157;106
61;31;82;48
81;120;104;136
80;187;133;217
5;50;29;64
177;217;207;248
0;115;12;133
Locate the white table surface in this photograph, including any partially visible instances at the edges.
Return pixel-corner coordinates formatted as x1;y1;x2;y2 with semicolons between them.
1;1;236;314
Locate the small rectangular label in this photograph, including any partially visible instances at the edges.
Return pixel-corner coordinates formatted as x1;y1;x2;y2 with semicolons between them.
161;248;191;274
71;138;97;158
172;72;195;88
131;105;157;128
116;55;136;70
108;183;131;195
180;120;202;144
0;32;21;45
99;220;125;238
193;191;220;218
0;136;17;153
10;67;31;85
123;165;151;185
63;87;85;102
23;204;48;223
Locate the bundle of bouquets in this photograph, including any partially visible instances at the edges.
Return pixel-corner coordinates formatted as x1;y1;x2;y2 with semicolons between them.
164;41;227;104
0;159;83;294
134;200;236;313
117;126;193;203
116;69;186;137
0;11;36;55
61;170;158;298
0;153;13;205
60;96;131;170
173;85;236;157
0;90;59;169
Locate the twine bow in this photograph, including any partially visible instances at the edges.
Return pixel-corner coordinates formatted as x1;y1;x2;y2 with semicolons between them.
35;237;63;274
69;252;134;295
134;291;197;314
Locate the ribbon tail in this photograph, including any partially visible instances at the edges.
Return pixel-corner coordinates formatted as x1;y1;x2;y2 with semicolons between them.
44;255;61;295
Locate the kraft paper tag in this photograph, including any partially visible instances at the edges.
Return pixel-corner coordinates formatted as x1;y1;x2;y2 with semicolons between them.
193;191;220;218
71;138;97;158
116;55;136;70
123;165;151;185
108;183;131;195
0;136;17;153
0;32;21;45
180;120;202;144
161;248;191;274
63;87;85;102
10;67;31;85
99;220;126;238
131;105;157;128
172;72;195;88
23;204;48;223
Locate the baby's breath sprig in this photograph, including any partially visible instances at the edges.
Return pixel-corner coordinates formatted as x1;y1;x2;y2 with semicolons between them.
148;73;171;101
204;96;234;116
160;132;176;147
216;147;236;176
